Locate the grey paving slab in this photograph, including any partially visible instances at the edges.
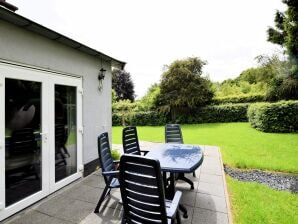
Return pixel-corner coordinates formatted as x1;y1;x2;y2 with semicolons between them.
192;208;229;224
80;205;123;224
200;173;224;185
195;193;227;213
198;182;225;197
33;194;75;217
4;210;73;224
53;199;95;223
3;143;232;224
61;183;104;204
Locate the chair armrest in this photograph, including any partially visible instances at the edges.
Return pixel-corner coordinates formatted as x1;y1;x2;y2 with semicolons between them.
166;191;182;219
140;150;149;155
102;170;119;177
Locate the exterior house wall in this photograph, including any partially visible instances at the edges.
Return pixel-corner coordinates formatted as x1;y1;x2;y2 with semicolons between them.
0;19;112;165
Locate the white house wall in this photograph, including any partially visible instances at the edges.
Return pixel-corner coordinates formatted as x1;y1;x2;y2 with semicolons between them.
0;19;112;165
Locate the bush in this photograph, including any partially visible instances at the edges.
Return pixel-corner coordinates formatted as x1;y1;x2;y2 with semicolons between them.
212;94;265;104
248;101;298;132
175;103;249;123
112;111;167;126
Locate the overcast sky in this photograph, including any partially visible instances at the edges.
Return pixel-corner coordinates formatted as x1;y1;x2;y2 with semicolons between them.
10;0;284;98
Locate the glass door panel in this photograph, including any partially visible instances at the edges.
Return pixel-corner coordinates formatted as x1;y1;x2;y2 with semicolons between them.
55;85;77;182
5;78;42;206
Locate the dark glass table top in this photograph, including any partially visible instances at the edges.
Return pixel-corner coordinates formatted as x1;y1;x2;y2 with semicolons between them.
146;144;204;173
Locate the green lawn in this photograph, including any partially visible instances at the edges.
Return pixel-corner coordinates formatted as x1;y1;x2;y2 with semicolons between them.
112;123;298;224
112;123;298;173
227;176;298;224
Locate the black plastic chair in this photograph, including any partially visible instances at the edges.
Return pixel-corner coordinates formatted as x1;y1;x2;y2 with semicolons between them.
122;126;149;155
94;132;120;213
165;124;196;190
119;154;182;224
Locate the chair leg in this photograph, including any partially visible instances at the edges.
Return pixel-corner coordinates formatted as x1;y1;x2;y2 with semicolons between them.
176;210;181;224
94;185;110;213
178;174;194;190
193;171;196;177
179;204;188;219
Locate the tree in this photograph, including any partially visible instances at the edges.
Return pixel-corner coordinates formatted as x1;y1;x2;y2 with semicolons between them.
267;0;298;100
112;69;135;102
159;57;213;120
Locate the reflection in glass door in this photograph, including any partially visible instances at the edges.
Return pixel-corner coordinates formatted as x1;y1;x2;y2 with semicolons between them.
5;78;42;206
55;85;77;182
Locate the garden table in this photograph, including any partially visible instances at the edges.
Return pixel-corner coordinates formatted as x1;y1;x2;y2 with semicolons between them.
146;143;204;218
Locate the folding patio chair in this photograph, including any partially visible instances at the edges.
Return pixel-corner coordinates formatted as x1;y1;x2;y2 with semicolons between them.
94;132;120;213
122;126;149;155
119;154;182;224
165;124;196;189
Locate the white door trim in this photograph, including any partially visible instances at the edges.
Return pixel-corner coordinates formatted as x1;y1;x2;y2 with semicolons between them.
0;63;83;221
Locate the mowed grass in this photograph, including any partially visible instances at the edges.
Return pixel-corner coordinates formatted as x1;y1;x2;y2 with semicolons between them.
112;123;298;173
227;176;298;224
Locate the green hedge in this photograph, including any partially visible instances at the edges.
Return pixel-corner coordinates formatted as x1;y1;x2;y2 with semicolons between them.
112;111;167;126
176;103;249;123
248;101;298;133
212;94;265;104
113;103;249;126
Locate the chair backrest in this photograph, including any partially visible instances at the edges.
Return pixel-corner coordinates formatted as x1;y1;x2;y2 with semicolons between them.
119;154;168;224
10;128;36;155
97;132;115;185
165;124;183;144
122;126;141;155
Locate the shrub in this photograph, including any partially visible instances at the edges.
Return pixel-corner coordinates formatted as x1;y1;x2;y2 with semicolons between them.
248;101;298;132
111;149;121;160
112;111;167;126
176;103;249;124
212;94;265;104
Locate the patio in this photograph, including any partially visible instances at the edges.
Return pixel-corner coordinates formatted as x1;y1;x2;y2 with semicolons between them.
3;143;232;224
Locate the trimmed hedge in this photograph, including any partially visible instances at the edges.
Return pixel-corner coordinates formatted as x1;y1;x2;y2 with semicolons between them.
113;103;249;126
176;103;249;124
112;111;167;126
212;94;265;104
248;101;298;133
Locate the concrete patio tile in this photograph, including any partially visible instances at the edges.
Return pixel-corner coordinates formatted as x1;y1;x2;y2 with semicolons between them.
195;193;227;213
179;190;197;207
61;183;104;204
192;208;228;224
5;210;73;224
80;206;122;224
200;173;224;185
198;182;225;197
201;158;221;169
201;166;222;176
180;205;194;224
53;199;95;223
81;173;105;189
203;146;220;158
33;194;75;217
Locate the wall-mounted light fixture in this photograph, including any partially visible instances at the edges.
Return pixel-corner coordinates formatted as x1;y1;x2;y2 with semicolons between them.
98;68;106;91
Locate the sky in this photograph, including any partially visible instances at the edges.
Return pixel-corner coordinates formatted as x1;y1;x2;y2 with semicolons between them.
9;0;285;98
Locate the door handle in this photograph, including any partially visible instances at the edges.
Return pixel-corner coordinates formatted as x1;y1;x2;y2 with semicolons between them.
40;132;48;141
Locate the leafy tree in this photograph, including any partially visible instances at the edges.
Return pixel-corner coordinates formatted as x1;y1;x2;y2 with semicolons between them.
112;69;135;102
267;0;298;100
159;57;213;120
139;83;161;110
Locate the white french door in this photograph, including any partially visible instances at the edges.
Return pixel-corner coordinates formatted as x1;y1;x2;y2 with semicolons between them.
0;63;83;221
